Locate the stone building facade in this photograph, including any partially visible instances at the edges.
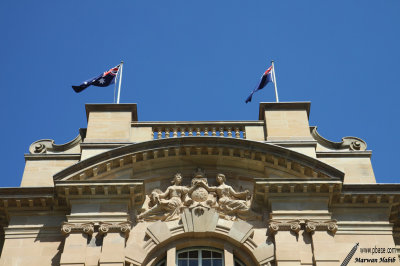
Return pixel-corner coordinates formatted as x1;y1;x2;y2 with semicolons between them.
0;102;399;266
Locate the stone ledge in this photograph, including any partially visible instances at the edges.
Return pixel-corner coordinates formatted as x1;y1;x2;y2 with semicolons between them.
24;154;81;161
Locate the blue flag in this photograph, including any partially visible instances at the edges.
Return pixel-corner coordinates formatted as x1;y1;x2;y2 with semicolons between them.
72;65;120;93
245;65;274;103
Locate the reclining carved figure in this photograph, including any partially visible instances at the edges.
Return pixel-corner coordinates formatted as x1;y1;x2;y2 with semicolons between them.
137;173;193;222
195;173;261;221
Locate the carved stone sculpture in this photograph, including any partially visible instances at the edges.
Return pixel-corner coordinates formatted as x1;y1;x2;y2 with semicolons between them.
187;169;217;210
195;173;261;221
311;127;367;151
137;170;261;222
190;170;211;203
137;173;194;222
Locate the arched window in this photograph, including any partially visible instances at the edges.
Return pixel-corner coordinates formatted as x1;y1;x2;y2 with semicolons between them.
154;247;249;266
177;248;223;266
176;248;225;266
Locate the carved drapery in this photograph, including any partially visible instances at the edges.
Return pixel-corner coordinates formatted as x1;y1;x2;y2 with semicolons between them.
61;222;94;236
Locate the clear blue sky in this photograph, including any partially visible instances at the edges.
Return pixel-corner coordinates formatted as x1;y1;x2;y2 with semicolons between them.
1;1;399;187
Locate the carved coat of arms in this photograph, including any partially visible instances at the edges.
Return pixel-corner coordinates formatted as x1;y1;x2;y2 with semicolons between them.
137;169;261;222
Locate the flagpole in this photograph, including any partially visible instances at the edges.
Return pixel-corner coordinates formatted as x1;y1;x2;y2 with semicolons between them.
113;75;117;103
117;61;124;104
271;60;279;102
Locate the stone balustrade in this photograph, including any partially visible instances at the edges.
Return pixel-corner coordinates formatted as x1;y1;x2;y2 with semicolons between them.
132;121;264;140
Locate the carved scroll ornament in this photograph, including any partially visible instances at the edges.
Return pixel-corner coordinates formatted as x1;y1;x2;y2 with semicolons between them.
268;219;338;235
61;222;94;236
137;170;261;222
268;220;301;235
305;219;338;234
311;127;367;151
29;130;84;154
99;221;131;238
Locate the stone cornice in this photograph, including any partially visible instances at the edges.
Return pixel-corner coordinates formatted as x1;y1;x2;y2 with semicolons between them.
255;180;342;205
266;140;317;148
0;187;54;195
331;185;400;225
256;181;400;226
55;180;144;206
331;193;398;206
4;225;61;238
132;120;264;127
337;221;394;235
255;181;400;203
316;151;372;158
342;184;400;193
331;184;400;206
255;179;342;193
0;187;68;212
80;143;132;149
24;154;81;161
0;196;57;210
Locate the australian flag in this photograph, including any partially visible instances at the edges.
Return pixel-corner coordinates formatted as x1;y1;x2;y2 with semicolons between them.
72;65;120;93
245;65;274;103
